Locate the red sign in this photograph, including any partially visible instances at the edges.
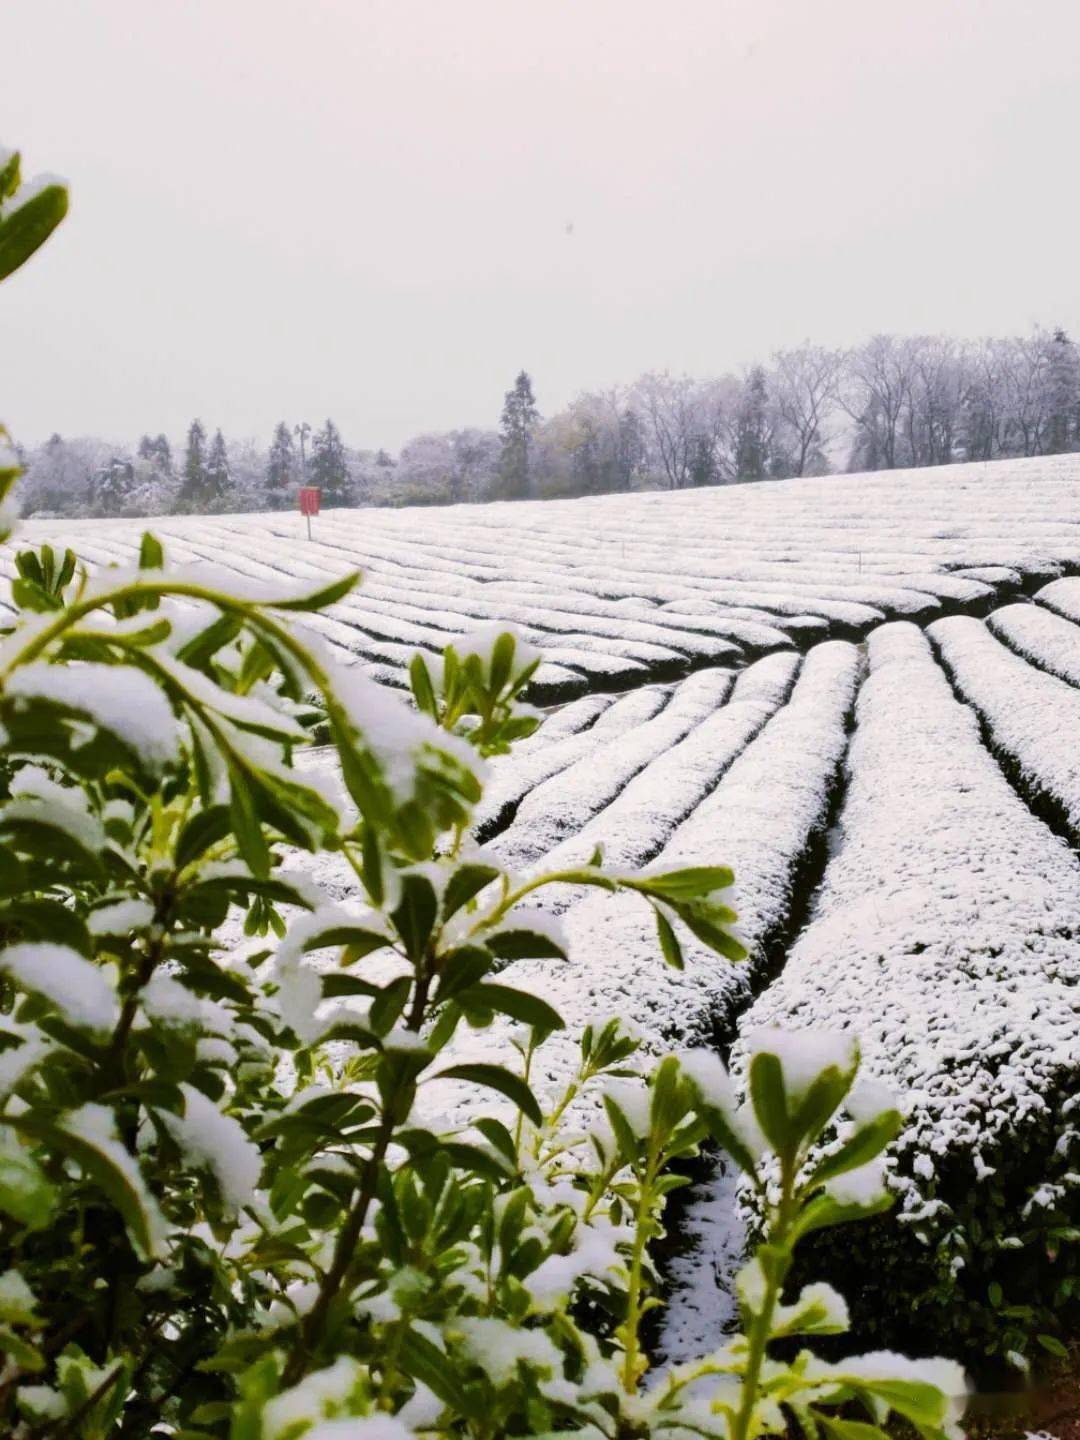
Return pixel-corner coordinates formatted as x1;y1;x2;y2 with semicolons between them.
299;486;321;516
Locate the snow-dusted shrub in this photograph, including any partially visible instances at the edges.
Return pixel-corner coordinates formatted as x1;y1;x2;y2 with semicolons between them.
0;542;966;1437
740;622;1080;1372
0;142;961;1439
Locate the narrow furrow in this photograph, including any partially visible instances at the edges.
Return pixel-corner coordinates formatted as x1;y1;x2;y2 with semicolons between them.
489;667;741;869
517;653;802;912
427;642;861;1143
988;599;1080;687
929;613;1080;841
473;685;675;843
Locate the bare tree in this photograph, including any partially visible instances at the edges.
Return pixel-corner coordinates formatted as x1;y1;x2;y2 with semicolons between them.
961;338;1009;461
1000;332;1052;457
558;388;643;494
842;334;922;469
770;344;842;476
630;372;731;488
902;337;969;468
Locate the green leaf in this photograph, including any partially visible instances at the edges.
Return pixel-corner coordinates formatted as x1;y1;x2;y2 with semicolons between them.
391;872;439;963
442;863;501;920
654;906;683;969
650;1055;688;1136
0;1143;56;1229
139;532;164;570
175;804;232;869
459;983;563;1033
670;900;746;961
748;1051;792;1154
698;1107;760;1179
474;1117;518;1167
426;999;462;1054
485;925;567;961
489;632;518;694
299;923;390;960
789;1070;855;1151
360;823;385;906
0;180;68;283
1;896;91;955
56;548;76;591
432;1062;542;1126
229;774;270;879
370;975;412;1035
269;571;359;611
602;1091;642;1164
849;1375;950;1430
399;1324;473;1415
175;613;244;672
14;550;43;584
771;1281;850;1338
12;1115;163;1259
192;873;315;910
0;1325;44;1371
435;1140;512;1180
0;151;20;202
792;1187;894;1240
808;1111;903;1189
320;973;380;999
0;820;104;884
318;1018;379;1049
819;1418;888;1440
631;865;734;899
409;652;439;719
1037;1332;1068;1357
435;946;494;1004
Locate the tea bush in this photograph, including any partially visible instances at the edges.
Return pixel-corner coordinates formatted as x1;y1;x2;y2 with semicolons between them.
0;140;964;1439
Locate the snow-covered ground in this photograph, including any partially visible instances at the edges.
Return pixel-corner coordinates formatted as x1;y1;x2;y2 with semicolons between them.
16;452;1080;699
735;622;1080;1327
15;453;1080;1358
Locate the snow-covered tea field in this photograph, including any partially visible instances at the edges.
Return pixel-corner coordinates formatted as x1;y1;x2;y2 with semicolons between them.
16;452;1080;1356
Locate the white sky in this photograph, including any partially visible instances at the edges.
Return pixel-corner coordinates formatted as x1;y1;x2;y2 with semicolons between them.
5;0;1080;452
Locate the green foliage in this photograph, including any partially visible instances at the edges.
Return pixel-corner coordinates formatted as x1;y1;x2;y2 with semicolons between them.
498;370;540;500
796;1085;1080;1373
0;136;962;1438
0;148;68;285
0;146;69;543
0;533;966;1438
308;419;350;507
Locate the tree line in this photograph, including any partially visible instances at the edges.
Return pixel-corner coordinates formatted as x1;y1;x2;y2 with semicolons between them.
16;325;1080;519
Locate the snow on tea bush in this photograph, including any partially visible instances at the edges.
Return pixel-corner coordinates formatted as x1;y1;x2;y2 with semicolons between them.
738;623;1080;1370
0;139;962;1438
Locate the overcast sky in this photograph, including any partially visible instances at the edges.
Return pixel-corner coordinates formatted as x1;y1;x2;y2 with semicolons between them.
5;0;1080;453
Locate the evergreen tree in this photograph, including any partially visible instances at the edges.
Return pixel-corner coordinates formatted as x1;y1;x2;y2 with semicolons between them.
309;419;350;506
733;366;771;480
960;379;997;462
847;396;887;472
137;433;173;475
498;370;540;499
175;418;208;511
91;456;136;514
265;421;295;506
1045;328;1079;454
688;432;719;487
568;412;604;495
205;428;231;505
616;407;646;491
